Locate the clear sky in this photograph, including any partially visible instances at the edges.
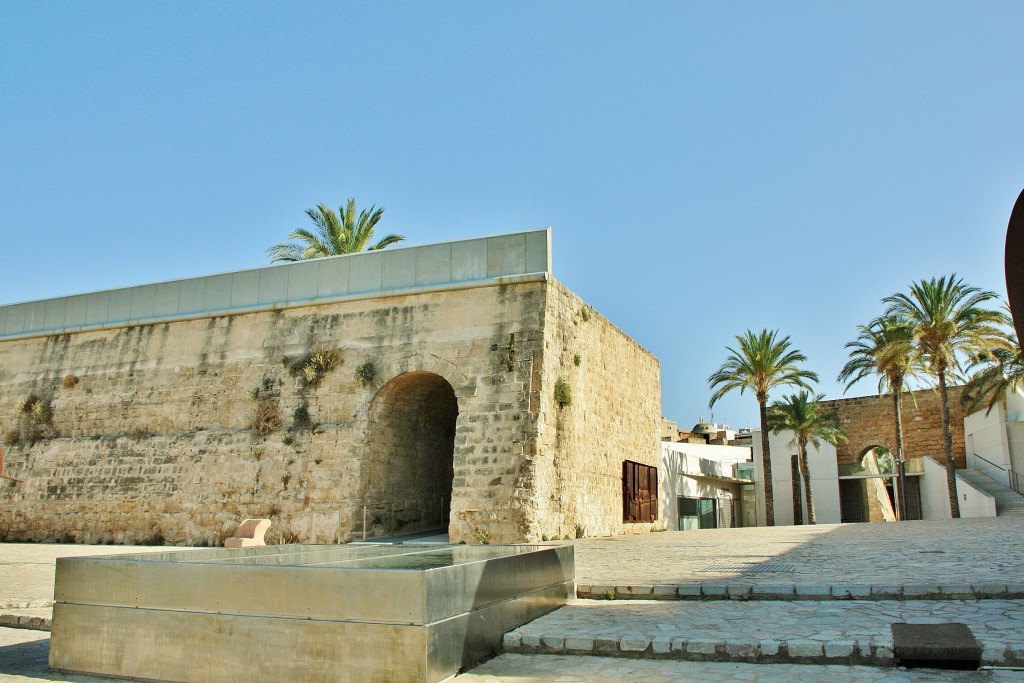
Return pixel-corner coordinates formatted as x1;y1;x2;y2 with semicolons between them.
2;3;1022;429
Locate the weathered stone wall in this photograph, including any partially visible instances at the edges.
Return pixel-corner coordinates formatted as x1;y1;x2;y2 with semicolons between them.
0;282;547;544
0;276;663;545
818;386;967;470
528;281;662;540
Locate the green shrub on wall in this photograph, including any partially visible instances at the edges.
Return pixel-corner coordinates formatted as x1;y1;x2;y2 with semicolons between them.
554;378;571;408
356;361;375;383
288;344;340;388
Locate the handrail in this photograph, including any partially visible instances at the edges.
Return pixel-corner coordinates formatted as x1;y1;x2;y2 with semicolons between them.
969;452;1024;494
972;451;1005;472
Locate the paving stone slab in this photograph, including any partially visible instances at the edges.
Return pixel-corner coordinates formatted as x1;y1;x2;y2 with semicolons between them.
892;622;982;666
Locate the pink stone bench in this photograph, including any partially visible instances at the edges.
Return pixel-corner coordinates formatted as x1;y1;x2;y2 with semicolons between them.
224;519;272;548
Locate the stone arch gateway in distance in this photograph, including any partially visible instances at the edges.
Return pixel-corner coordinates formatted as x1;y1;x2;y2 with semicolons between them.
363;371;458;538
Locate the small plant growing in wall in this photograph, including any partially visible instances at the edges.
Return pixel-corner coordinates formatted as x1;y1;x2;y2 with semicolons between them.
554;378;572;409
62;374;80;389
290;344;340;388
252;399;282;435
580;307;591;323
292;403;312;428
281;473;292;490
14;394;54;444
573;353;582;367
505;333;517;372
305;344;340;387
574;523;586;539
473;528;491;545
31;400;53;426
356;361;376;384
17;395;38;415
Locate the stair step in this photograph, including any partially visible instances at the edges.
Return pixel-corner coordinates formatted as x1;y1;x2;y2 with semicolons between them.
956;468;1024;517
576;582;1024;601
503;598;1024;668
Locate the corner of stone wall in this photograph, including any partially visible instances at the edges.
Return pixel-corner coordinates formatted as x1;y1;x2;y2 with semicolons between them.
527;278;662;541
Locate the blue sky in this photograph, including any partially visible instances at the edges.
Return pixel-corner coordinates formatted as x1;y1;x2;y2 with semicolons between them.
2;3;1022;429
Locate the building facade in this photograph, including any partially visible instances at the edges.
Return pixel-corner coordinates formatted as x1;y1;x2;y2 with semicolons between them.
0;230;661;545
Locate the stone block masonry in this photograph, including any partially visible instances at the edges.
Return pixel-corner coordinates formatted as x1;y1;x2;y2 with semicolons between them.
818;386;967;470
0;232;661;545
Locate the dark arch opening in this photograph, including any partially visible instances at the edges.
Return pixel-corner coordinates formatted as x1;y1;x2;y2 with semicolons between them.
362;371;457;538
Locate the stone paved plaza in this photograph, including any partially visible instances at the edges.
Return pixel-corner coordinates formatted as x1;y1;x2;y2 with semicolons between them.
574;517;1024;592
2;517;1024;681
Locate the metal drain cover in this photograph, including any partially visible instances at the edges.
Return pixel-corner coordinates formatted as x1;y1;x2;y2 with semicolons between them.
696;563;796;573
892;623;981;670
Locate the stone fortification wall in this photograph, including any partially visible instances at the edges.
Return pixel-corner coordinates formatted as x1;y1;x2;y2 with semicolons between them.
818;386;967;470
0;273;663;546
0;282;547;545
529;281;662;539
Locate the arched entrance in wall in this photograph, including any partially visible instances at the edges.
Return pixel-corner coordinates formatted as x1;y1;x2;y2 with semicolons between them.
362;371;458;538
838;445;921;522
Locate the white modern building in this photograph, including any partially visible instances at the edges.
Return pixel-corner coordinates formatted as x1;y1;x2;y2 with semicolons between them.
660;442;755;530
963;386;1024;494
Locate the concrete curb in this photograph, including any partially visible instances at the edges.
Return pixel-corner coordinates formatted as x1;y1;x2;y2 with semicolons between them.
502;632;1021;668
0;611;52;631
576;582;1024;602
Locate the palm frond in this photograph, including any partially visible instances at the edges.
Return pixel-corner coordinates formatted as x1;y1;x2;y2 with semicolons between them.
708;329;816;407
768;390;847;450
267;198;400;261
963;336;1024;414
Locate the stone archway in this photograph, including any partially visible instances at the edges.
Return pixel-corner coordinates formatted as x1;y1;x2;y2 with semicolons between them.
362;371;458;538
839;445;897;523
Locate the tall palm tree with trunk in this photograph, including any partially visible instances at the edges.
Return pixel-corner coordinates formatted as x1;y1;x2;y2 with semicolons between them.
708;329;818;526
884;275;1009;517
268;198;405;262
767;391;846;524
837;315;921;520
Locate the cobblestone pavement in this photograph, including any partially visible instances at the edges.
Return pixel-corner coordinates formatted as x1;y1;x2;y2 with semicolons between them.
3;517;1024;680
574;517;1024;590
459;653;1024;682
504;598;1024;665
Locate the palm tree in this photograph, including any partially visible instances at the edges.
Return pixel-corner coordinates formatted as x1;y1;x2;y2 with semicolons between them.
767;391;846;524
884;275;1010;517
963;333;1023;416
837;315;920;520
708;329;818;526
268;198;405;262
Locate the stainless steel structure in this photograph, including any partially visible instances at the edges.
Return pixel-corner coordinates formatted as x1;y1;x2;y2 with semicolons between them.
50;543;574;683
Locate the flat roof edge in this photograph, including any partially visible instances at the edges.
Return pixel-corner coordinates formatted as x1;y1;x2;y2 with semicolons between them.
0;229;552;340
